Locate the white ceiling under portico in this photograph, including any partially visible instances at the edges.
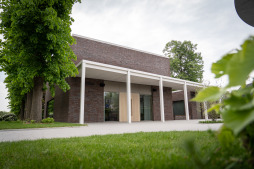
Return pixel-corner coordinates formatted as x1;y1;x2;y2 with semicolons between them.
76;60;204;92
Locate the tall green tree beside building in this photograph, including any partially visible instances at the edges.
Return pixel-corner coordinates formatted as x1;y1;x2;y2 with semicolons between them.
163;40;204;82
0;0;80;121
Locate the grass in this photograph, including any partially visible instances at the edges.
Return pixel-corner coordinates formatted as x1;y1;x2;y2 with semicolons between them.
0;121;87;130
0;131;219;169
199;120;223;124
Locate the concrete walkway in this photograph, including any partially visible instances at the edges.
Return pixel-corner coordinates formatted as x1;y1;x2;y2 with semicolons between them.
0;120;223;142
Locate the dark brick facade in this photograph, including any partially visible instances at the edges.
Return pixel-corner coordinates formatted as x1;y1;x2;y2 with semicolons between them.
43;35;190;123
53;78;104;123
71;35;170;76
53;85;69;122
164;88;174;120
152;86;173;121
172;91;199;119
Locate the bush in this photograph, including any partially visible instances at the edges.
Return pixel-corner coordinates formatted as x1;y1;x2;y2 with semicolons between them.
0;113;17;121
30;120;36;124
0;111;9;117
41;117;54;123
199;120;223;124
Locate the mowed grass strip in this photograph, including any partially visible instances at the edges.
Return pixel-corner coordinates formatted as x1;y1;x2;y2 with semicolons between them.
0;121;86;130
0;131;218;169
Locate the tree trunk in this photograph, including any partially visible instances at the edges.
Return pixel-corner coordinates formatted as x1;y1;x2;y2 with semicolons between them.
42;91;46;119
30;77;43;122
19;98;25;120
25;91;33;120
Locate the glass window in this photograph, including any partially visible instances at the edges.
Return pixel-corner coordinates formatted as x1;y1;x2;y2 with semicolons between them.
140;95;153;121
104;92;119;121
173;101;185;116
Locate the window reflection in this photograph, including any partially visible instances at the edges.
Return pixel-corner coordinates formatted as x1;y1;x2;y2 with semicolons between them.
140;95;153;120
104;92;119;121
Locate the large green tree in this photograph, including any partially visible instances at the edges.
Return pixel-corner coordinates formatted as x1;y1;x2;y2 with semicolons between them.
163;40;204;82
0;0;80;121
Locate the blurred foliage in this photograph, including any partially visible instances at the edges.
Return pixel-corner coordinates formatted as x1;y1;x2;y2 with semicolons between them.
192;36;254;166
47;100;54;118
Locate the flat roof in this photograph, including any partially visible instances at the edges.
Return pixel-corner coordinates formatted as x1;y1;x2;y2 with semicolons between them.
76;59;204;92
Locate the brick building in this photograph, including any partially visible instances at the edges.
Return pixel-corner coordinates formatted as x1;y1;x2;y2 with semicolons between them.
45;34;204;123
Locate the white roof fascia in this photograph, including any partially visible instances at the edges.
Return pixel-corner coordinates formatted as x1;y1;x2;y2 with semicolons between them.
172;90;183;93
131;72;160;81
75;59;204;88
86;64;127;75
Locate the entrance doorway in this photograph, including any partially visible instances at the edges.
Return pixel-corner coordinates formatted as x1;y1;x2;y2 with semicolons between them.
173;101;185;119
104;92;119;121
140;95;153;120
119;93;140;122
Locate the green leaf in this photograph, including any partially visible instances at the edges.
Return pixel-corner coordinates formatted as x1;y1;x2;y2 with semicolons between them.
207;104;221;113
223;108;254;135
211;53;234;78
192;86;225;102
224;94;247;109
227;39;254;87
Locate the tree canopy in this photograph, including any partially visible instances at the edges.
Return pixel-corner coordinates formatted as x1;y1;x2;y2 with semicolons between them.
0;0;80;120
163;40;204;82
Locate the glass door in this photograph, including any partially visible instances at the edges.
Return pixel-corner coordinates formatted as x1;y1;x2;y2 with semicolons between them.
104;92;119;121
140;95;153;120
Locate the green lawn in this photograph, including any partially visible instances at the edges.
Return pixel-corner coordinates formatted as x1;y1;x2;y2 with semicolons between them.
0;131;219;169
0;121;86;130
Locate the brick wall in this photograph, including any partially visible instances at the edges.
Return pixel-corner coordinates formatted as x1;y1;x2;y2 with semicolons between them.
52;78;104;123
172;91;199;119
83;78;104;122
152;86;173;121
71;35;171;76
68;78;81;123
53;85;69;122
164;87;174;120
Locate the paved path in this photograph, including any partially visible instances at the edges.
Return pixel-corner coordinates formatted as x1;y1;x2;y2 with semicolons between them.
0;120;222;142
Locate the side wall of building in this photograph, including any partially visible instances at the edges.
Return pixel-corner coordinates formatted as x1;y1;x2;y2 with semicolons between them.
53;78;104;123
48;78;174;123
152;86;173;121
71;35;171;77
172;91;200;119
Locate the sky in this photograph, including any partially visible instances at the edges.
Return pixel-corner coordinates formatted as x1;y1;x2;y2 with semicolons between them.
0;0;253;111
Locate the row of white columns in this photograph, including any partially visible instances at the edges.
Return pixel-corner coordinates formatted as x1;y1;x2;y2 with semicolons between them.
79;61;206;124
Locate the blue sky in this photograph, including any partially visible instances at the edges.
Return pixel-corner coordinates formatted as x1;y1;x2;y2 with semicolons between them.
0;0;253;111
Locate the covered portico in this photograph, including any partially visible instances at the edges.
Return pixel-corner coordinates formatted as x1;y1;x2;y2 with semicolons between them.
76;59;206;124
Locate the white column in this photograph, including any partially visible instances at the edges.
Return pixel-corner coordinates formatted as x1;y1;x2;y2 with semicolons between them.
219;98;222;119
127;70;131;123
159;77;165;122
204;101;208;120
79;61;86;124
183;82;190;120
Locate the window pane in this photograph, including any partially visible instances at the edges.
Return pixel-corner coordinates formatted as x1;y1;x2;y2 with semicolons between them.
105;92;119;121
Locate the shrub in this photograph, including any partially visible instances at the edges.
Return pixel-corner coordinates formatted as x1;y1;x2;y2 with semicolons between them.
0;111;9;117
30;120;36;124
199;120;223;124
41;117;54;123
0;113;17;121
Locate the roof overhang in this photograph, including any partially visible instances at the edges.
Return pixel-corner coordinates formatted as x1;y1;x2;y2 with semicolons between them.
76;60;204;92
